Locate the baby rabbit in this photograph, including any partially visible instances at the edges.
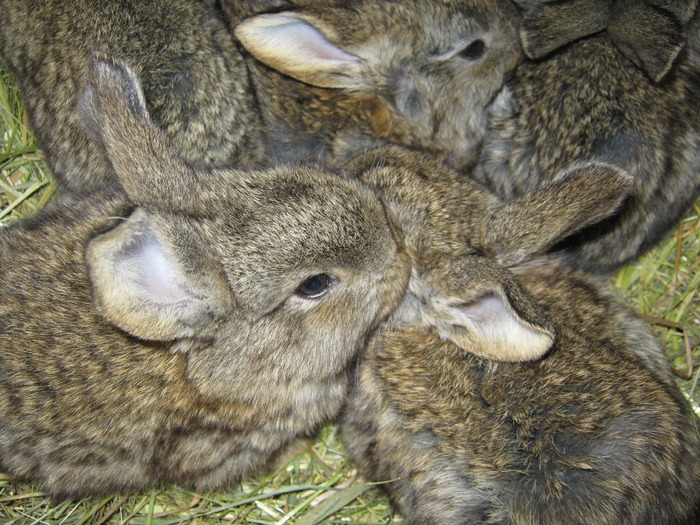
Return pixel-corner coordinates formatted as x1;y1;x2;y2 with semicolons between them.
232;0;522;170
340;147;700;525
237;1;700;273
0;54;410;497
0;0;266;191
476;2;700;272
518;0;699;81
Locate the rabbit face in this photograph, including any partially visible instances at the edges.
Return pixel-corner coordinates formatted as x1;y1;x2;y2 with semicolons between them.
86;167;409;409
343;147;634;363
235;0;522;169
81;55;411;411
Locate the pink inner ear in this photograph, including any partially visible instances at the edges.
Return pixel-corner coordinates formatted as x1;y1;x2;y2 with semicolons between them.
460;292;505;323
126;232;193;305
267;19;360;63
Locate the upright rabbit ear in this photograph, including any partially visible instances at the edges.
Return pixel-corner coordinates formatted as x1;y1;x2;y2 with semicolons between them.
415;256;554;362
86;209;230;342
78;53;205;209
234;12;366;89
519;0;610;59
608;0;687;82
479;162;633;265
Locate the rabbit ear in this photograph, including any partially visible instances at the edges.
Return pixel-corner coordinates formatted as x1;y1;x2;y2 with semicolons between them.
519;0;610;59
235;12;365;89
479;162;633;265
86;209;228;342
608;1;686;82
416;259;554;362
78;53;205;210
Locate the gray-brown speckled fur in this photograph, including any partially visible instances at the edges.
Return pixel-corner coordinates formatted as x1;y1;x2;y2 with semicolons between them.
340;147;700;525
476;2;700;272
0;0;266;191
236;0;700;273
0;56;410;497
233;0;522;169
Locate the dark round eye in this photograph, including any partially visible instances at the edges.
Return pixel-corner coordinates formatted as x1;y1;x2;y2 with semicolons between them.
296;273;334;299
460;39;485;60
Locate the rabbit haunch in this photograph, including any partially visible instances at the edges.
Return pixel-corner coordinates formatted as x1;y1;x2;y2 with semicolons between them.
340;147;700;525
0;55;410;496
0;0;266;191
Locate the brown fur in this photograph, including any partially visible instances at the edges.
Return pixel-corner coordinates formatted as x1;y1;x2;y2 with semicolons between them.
1;0;520;190
518;0;699;81
236;0;700;273
0;56;410;497
0;0;267;191
476;3;700;272
234;0;522;169
340;146;700;524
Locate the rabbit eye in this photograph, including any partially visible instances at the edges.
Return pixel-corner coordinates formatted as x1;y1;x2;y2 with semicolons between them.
459;40;485;60
296;273;335;299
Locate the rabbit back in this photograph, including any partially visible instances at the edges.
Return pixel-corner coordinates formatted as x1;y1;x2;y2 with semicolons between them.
342;260;700;524
0;0;266;191
477;23;700;272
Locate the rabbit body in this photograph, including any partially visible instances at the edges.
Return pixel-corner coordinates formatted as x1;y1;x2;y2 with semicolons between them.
476;5;700;272
343;263;700;525
340;147;700;524
0;56;410;496
0;0;266;191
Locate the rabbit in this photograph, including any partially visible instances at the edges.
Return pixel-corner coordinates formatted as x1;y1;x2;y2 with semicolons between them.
232;0;523;170
236;0;700;273
339;146;700;525
474;2;700;273
517;0;699;82
0;53;411;497
0;0;267;192
1;0;521;191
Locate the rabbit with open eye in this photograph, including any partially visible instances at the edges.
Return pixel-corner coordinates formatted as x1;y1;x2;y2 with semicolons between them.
0;54;410;497
232;0;522;170
1;0;520;190
340;147;700;525
0;0;267;192
475;1;700;273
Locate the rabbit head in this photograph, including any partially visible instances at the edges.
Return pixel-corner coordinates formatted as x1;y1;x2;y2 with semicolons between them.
234;0;522;170
344;147;633;362
80;54;410;407
0;54;413;496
